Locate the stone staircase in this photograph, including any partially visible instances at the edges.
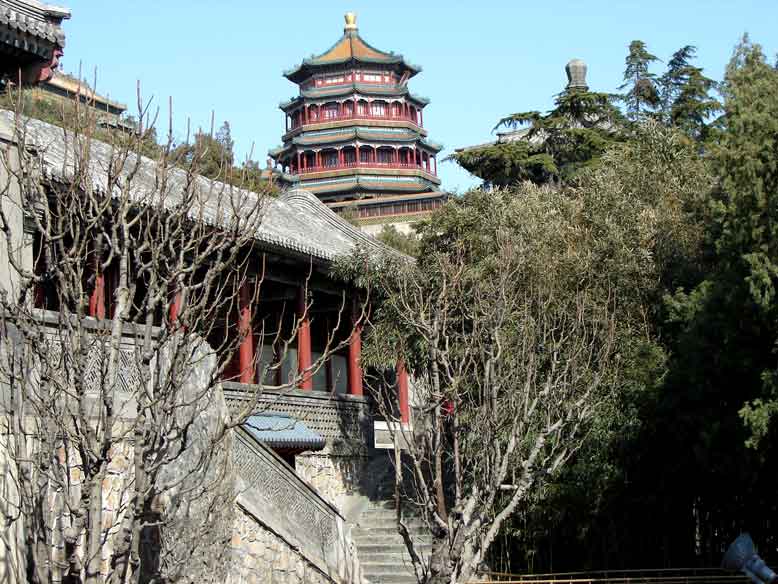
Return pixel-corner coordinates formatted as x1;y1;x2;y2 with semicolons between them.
352;500;431;584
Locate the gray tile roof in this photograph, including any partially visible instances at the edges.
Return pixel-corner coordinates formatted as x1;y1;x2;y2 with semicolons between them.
0;0;70;57
0;109;391;263
243;413;325;451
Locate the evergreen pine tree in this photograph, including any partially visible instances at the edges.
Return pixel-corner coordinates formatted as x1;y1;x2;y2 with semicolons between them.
659;45;720;141
620;40;660;121
451;88;624;186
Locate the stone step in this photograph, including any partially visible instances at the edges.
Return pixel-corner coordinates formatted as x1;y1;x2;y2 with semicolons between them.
357;542;431;554
353;532;431;542
361;551;430;564
353;525;428;537
363;574;418;584
358;511;426;526
363;561;422;572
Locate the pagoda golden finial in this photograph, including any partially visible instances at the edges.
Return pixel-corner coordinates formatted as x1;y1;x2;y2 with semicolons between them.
344;12;357;32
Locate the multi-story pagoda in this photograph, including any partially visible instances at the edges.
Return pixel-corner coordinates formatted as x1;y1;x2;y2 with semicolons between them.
270;12;446;234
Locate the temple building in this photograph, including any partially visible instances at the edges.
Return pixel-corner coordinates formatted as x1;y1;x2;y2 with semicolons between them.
0;0;69;86
270;13;447;235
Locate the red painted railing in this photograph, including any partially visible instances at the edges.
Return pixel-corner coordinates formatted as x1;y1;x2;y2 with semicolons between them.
296;161;435;175
290;111;419;130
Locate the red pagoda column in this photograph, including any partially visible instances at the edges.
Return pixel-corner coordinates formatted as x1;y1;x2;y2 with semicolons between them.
348;299;363;396
169;289;183;326
89;241;105;320
297;285;313;390
433;156;438;175
238;281;255;384
397;359;410;424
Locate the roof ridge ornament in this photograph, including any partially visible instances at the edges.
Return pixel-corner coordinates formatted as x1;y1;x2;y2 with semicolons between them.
344;12;357;33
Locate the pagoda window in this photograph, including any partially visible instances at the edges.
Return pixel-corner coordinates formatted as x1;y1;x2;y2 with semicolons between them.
343;147;357;165
343;101;354;116
323;102;339;120
370;101;387;117
357;100;368;116
377;148;393;164
362;72;382;82
322;150;338;168
391;102;402;118
323;74;345;85
309;105;320;121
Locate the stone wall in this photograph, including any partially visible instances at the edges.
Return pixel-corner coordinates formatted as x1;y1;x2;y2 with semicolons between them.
229;504;333;584
295;453;366;511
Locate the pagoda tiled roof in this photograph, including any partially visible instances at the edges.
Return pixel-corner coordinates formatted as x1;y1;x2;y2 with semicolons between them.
0;0;70;59
284;29;420;83
327;190;447;207
291;127;422;147
0;110;392;263
279;86;430;110
300;175;439;195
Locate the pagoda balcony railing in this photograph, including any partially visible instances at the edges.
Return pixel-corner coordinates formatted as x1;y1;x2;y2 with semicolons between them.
290;111;420;131
296;161;436;176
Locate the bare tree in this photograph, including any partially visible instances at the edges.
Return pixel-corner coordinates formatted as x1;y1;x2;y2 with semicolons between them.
0;87;354;584
345;185;620;584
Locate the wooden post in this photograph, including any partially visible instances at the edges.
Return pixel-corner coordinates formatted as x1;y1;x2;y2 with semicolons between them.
238;281;255;384
297;285;313;390
169;290;183;325
348;299;363;396
397;360;410;424
88;240;105;320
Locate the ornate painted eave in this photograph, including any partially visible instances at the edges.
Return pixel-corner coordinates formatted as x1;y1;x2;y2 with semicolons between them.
302;176;439;195
279;86;430;111
291;128;421;147
283;24;421;84
0;0;70;59
327;190;447;207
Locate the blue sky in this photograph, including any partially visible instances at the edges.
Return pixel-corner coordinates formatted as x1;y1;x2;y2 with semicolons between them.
60;1;777;192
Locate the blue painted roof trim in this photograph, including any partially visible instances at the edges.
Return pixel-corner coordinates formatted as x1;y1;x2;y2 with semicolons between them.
242;413;326;451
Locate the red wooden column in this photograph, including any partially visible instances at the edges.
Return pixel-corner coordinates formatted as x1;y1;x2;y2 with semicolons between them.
238;281;255;384
397;360;410;424
88;241;105;319
347;299;363;396
297;285;313;390
169;289;183;325
433;156;438;175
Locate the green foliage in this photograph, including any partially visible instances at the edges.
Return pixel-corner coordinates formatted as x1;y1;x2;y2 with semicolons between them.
451;89;624;187
620;40;660;121
700;37;778;447
485;121;716;573
658;45;721;141
375;224;420;256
